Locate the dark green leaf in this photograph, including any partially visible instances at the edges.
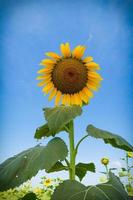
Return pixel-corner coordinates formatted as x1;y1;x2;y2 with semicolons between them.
34;123;66;139
51;180;86;200
75;162;95;181
19;192;37;200
108;171;128;198
34;123;52;139
44;105;82;135
52;173;128;200
0;137;68;191
121;168;127;171
47;161;67;173
100;171;107;174
87;125;133;152
128;196;133;200
109;168;117;171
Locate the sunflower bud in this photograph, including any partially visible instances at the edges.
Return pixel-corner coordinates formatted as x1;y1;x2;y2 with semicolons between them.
127;152;133;158
101;157;109;165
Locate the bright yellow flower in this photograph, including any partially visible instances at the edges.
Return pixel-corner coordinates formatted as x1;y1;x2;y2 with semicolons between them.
101;157;109;165
34;187;42;194
37;43;103;106
127;152;133;158
43;178;52;186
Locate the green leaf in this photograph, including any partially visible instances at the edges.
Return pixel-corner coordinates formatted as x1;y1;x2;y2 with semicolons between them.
108;172;128;199
75;162;95;181
87;125;133;152
0;137;68;191
34;123;66;139
19;192;37;200
51;180;86;200
34;123;52;139
44;105;82;135
52;173;128;200
47;161;67;173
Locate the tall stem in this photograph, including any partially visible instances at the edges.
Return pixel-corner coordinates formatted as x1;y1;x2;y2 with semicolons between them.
68;120;75;180
126;153;131;187
105;165;109;180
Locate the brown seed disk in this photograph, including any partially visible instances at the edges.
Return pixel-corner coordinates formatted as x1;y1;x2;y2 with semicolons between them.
52;58;88;94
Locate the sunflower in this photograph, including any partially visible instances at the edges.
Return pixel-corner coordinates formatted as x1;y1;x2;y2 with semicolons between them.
37;43;103;106
43;178;52;186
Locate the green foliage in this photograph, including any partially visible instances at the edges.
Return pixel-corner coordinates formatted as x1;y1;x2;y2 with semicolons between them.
52;172;129;200
47;162;67;173
0;184;52;200
34;123;54;139
87;125;133;152
51;180;86;200
44;105;82;135
47;161;96;182
75;162;95;181
19;192;37;200
0;137;68;191
34;123;66;139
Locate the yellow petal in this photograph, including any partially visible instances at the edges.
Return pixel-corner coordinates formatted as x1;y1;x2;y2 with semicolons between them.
37;78;51;87
72;45;81;58
60;43;71;58
88;72;103;80
65;43;71;57
85;62;100;70
72;45;86;59
45;52;61;61
73;93;82;106
62;94;67;105
40;59;56;66
76;93;82;106
55;91;62;105
70;94;75;105
88;77;102;84
43;74;52;79
36;75;45;80
37;74;51;81
82;87;93;98
87;82;100;91
78;46;86;59
87;80;101;89
66;94;71;105
83;56;93;63
42;82;54;94
48;88;57;101
79;90;89;104
37;66;54;74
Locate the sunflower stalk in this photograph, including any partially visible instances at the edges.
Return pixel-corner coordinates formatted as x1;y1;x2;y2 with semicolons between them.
105;165;109;180
126;153;131;187
68;120;76;180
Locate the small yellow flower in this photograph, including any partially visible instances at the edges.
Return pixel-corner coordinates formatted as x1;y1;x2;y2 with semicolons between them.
34;187;42;194
101;157;109;165
127;152;133;158
44;178;52;186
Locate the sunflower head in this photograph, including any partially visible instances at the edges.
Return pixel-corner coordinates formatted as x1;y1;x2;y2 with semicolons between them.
37;43;103;106
101;157;109;166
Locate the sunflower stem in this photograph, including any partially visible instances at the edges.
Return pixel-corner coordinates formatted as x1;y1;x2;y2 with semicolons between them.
105;165;109;180
68;120;75;180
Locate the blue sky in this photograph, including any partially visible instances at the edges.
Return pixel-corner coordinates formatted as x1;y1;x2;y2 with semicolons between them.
0;0;133;185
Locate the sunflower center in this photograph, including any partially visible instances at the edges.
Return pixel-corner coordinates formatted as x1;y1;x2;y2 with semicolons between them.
52;58;88;94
